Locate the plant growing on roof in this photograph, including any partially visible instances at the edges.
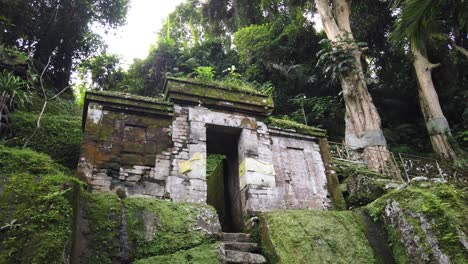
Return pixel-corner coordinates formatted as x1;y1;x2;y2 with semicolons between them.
194;66;215;81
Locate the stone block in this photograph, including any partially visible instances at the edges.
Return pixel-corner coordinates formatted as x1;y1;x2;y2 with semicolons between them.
153;159;171;180
122;141;145;153
166;176;207;203
142;181;166;197
121;154;146;166
240;172;276;189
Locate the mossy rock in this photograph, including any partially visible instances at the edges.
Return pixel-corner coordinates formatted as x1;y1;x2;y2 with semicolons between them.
345;174;387;208
133;243;220;264
74;194;221;263
366;183;468;263
259;210;377;264
124;197;221;259
334;159;396;208
75;192;122;263
5;112;82;168
0;147;82;263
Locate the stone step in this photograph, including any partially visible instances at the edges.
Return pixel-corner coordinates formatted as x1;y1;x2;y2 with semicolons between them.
222;241;259;253
221;232;251;242
225;250;267;264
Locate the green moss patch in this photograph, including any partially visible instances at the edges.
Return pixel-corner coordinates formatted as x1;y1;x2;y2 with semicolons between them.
133;243;220;264
335;160;394;208
79;192;122;263
0;145;66;175
206;154;225;177
207;155;226;228
264;117;327;137
88;90;168;104
367;183;468;263
124;197;220;260
5;112;82;168
0;147;82;263
168;77;266;96
259;210;376;264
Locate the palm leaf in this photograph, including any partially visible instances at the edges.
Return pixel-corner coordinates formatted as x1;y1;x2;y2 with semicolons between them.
390;0;444;53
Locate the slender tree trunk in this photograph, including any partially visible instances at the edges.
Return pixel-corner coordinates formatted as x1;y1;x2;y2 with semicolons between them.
315;0;390;172
413;49;456;161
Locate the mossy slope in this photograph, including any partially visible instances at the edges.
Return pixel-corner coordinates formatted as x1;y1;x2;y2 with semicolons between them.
259;210;376;264
5;112;82;168
0;146;82;263
367;183;468;263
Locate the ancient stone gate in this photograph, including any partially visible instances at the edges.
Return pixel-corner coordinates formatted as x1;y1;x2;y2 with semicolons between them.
78;78;331;230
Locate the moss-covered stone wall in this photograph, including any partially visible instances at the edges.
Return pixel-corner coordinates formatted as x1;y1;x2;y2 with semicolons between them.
79;99;173;196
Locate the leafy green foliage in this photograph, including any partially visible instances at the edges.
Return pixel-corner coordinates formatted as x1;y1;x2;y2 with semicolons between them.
316;38;368;84
0;70;31;108
206;154;225;177
78;53;125;91
234;24;271;65
5;112;82;168
390;0;443;53
0;45;28;65
0;0;129;90
194;66;215;81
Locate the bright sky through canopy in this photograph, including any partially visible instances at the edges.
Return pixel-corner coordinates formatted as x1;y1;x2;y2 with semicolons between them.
97;0;185;66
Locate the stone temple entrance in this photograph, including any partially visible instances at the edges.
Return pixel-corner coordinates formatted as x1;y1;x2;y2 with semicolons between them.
206;124;242;232
78;78;332;225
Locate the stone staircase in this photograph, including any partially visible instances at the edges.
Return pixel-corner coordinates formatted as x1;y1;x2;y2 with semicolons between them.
219;232;267;264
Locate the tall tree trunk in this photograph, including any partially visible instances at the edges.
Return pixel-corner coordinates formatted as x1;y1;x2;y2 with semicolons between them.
413;48;456;161
315;0;390;172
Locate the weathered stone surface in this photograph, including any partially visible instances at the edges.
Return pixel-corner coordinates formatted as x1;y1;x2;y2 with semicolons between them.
165;78;273;116
79;87;330;217
225;250;267;264
270;135;330;210
383;200;448;263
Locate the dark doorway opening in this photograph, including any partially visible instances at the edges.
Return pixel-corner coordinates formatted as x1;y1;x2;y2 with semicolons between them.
206;124;242;232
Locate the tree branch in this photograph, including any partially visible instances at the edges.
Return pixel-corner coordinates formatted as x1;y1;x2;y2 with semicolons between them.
428;63;441;70
452;43;468;59
315;0;342;41
333;0;352;35
23;55;74;148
